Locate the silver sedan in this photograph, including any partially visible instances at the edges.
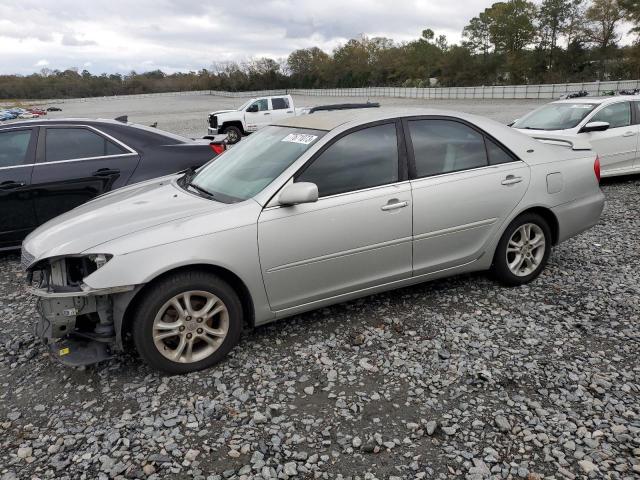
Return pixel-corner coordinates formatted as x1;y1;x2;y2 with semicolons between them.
22;109;605;374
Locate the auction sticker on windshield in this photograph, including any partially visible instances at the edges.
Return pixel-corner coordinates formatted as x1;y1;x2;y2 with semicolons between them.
282;133;318;144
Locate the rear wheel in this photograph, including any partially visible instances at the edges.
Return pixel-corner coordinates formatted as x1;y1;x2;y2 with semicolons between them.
223;125;242;144
492;213;551;286
132;271;242;374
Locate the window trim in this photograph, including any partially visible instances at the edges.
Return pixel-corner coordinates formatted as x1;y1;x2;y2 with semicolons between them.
292;119;408;198
402;115;521;180
0;126;38;170
35;124;137;165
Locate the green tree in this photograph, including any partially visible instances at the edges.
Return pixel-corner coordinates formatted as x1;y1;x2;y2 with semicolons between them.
583;0;624;78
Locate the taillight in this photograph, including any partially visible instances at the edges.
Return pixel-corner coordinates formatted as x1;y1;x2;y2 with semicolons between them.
210;143;225;155
594;155;601;182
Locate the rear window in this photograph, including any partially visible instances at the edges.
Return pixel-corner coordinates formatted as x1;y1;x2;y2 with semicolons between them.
272;97;290;110
408;120;488;177
0;129;31;167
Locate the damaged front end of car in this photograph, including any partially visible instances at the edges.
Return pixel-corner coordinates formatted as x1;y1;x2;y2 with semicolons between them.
24;248;134;367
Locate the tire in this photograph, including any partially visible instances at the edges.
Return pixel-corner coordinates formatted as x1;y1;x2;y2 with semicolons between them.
491;213;552;286
222;125;242;144
132;271;243;374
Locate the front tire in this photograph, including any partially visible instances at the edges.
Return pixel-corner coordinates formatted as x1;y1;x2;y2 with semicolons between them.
223;125;242;144
492;213;552;286
132;271;243;374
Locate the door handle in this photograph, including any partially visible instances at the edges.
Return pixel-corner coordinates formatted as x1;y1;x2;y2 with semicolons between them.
286;111;293;113
93;168;120;176
0;181;26;190
501;175;523;186
381;200;408;211
263;112;271;115
622;131;635;137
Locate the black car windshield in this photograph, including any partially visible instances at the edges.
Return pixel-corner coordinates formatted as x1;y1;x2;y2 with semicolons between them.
513;103;598;130
189;126;325;202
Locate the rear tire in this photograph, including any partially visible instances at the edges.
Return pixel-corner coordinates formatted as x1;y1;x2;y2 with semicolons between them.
132;271;242;374
223;126;242;144
492;213;552;286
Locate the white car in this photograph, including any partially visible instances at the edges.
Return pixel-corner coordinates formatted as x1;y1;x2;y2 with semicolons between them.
207;94;298;144
513;96;640;177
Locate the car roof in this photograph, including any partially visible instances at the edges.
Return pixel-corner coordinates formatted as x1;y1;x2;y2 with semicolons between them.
552;96;634;105
0;118;192;142
274;107;494;131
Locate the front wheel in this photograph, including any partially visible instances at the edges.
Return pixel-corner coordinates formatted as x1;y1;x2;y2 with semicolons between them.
223;126;242;144
132;271;243;374
492;213;552;286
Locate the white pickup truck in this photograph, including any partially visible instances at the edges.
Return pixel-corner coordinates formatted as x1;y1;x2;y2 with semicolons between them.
207;94;302;144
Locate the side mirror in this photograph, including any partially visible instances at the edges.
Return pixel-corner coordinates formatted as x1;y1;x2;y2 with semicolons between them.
247;104;259;113
580;121;610;133
278;182;318;206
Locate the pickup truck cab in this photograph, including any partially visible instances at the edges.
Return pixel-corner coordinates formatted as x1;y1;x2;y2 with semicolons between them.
207;94;296;144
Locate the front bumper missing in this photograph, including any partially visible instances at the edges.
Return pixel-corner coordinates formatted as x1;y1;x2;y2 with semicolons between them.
30;285;134;367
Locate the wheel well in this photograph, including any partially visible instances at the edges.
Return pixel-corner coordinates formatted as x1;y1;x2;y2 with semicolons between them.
121;264;255;340
221;121;245;134
515;207;560;245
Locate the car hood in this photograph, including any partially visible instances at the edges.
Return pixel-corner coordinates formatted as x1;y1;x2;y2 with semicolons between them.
23;176;228;263
209;109;237;115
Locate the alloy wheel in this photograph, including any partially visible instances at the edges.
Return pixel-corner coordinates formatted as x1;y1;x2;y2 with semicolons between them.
505;223;546;277
152;290;229;363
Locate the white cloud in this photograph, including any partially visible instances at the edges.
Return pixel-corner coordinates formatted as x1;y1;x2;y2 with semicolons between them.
35;59;50;67
0;0;568;75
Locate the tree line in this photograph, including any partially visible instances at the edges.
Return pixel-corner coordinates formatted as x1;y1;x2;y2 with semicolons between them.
2;0;640;100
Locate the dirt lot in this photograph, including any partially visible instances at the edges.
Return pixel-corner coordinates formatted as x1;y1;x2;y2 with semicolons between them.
0;94;638;480
33;94;548;138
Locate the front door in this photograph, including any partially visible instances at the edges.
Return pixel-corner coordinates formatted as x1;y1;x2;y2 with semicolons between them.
404;118;530;275
583;101;638;174
258;122;412;311
0;127;38;248
244;98;272;132
31;125;140;225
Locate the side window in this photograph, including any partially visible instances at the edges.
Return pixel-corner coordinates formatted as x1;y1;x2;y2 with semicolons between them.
408;120;488;177
297;123;399;197
0;129;32;167
45;128;126;162
590;102;631;128
486;138;516;165
250;99;269;112
272;97;290;110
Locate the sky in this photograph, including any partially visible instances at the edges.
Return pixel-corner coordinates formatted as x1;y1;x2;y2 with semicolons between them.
0;0;630;76
0;0;502;75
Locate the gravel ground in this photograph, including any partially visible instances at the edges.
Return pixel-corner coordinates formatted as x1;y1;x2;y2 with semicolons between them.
0;95;639;479
22;94;548;138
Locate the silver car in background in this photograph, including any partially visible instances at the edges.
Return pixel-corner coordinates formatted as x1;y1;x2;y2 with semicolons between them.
22;109;605;374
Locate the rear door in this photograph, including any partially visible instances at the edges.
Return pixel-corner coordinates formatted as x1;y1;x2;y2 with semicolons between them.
0;127;38;248
31;125;140;225
582;100;637;174
269;97;294;122
405;118;530;275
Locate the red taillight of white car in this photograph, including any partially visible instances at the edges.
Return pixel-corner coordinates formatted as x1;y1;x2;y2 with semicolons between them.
210;143;225;155
594;155;601;183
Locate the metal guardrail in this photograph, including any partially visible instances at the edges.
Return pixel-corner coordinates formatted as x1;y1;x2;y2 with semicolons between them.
209;80;640;100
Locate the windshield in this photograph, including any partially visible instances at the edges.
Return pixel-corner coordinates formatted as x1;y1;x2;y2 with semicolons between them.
237;99;253;111
189;126;325;202
513;103;597;130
